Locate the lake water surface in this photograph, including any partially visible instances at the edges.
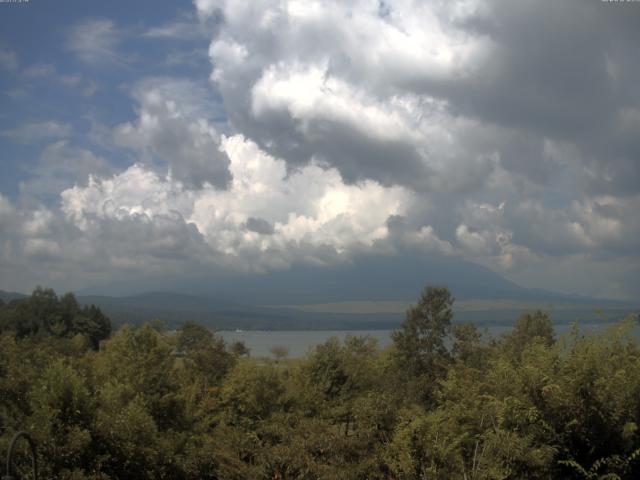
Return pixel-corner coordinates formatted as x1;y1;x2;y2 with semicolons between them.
219;322;638;358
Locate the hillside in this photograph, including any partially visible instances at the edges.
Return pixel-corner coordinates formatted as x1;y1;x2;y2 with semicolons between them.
3;255;637;330
63;254;637;329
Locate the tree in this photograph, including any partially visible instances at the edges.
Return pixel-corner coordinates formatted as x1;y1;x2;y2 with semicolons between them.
220;360;287;428
177;321;214;353
28;360;96;478
71;304;111;349
452;322;487;367
270;345;289;362
230;340;250;357
391;286;454;402
177;321;235;387
0;288;110;349
504;310;554;360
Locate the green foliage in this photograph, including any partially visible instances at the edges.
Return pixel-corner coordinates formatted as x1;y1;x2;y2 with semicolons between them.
0;287;110;348
391;286;454;404
28;360;95;477
504;310;555;360
452;322;488;366
177;321;235;386
177;321;214;352
1;286;640;479
220;360;288;426
392;286;454;373
270;345;290;362
229;339;250;357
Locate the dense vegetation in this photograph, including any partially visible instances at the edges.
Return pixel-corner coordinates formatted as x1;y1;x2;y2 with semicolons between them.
1;286;639;479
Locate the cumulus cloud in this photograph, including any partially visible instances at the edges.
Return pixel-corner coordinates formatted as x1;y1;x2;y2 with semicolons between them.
188;0;640;296
23;238;62;260
2;1;639;298
448;193;640;280
56;135;413;274
0;137;414;290
195;0;640;194
61;164;194;229
0;197;67;282
0;195;17;235
195;0;509;192
113;77;231;189
19;141;115;201
0;193;214;291
244;217;275;235
385;214;455;256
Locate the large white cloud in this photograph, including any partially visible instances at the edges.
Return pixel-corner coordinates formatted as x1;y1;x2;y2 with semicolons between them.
195;0;640;196
194;0;503;192
2;1;639;299
59;134;415;273
188;0;640;298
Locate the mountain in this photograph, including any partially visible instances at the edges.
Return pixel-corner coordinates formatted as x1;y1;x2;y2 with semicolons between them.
0;290;27;302
183;253;591;305
70;253;637;330
78;253;584;304
75;292;371;331
6;254;637;330
78;292;243;313
73;291;636;332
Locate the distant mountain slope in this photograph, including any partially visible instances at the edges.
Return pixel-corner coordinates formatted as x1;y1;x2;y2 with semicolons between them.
78;292;243;313
74;290;637;331
3;286;636;331
70;253;638;330
7;253;637;330
0;290;27;302
185;254;592;305
76;292;312;330
81;253;583;303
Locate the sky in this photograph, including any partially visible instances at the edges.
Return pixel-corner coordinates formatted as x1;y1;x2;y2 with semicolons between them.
0;0;639;300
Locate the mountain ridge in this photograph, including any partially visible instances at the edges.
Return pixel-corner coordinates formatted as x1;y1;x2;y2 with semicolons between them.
3;254;637;330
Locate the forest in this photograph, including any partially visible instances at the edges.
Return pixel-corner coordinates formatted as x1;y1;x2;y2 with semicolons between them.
1;286;640;479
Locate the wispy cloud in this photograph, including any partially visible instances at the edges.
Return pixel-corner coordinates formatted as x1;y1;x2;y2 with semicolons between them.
22;63;55;78
66;18;128;65
82;80;99;97
21;63;97;96
0;48;18;71
162;48;208;67
1;121;72;144
3;88;27;100
144;22;208;41
142;12;210;41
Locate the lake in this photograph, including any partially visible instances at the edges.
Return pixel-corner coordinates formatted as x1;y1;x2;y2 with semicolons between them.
218;321;638;358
